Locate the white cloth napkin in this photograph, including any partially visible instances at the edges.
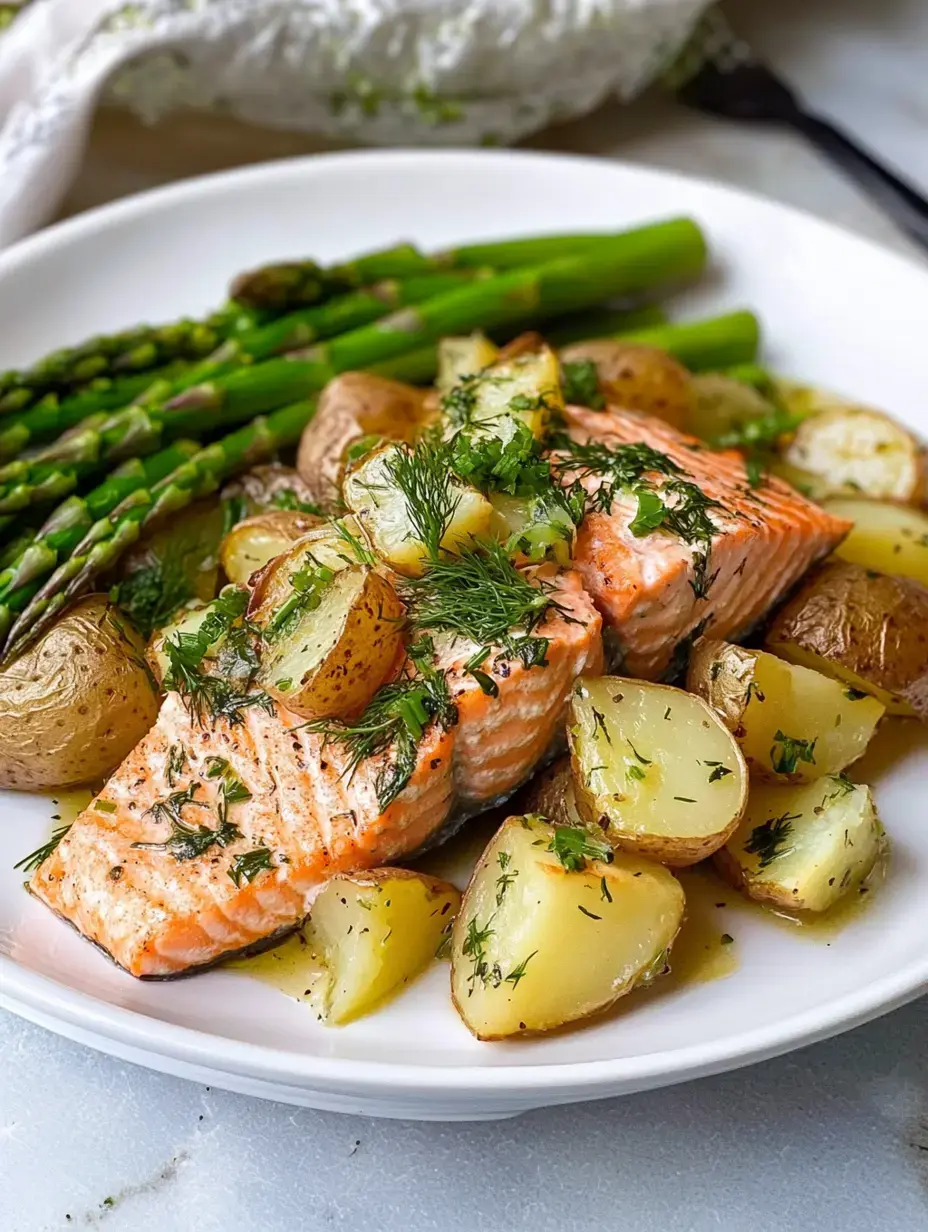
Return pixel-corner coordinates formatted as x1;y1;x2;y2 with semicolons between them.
0;0;711;247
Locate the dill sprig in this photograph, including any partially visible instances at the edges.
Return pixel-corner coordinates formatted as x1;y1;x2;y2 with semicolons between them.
14;823;72;874
401;538;559;667
549;436;684;513
548;825;614;872
384;438;461;562
745;811;800;870
132;782;242;862
770;730;818;776
228;847;274;887
302;638;457;809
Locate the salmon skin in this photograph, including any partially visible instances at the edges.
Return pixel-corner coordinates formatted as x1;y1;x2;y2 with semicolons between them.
560;405;851;680
29;570;601;978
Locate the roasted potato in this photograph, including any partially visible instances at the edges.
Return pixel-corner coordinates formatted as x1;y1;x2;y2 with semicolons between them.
777;406;925;505
436;332;499;392
0;596;159;790
688;373;779;443
567;676;748;866
765;561;928;720
221;463;321;516
488;492;577;566
688;638;885;781
824;498;928;587
343;442;493;576
300;869;461;1025
249;539;404;719
715;776;885;913
450;814;685;1039
453;344;563;441
219;510;325;585
111;497;225;639
559;340;693;427
296;373;432;510
514;756;585;826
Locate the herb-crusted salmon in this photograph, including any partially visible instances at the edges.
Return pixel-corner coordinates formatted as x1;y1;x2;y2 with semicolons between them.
28;568;601;977
558;405;851;679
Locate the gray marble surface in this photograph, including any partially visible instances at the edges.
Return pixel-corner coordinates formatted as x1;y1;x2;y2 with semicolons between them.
2;1;927;1229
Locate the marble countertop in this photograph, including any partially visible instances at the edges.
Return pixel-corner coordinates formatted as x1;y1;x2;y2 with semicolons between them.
3;1;928;1229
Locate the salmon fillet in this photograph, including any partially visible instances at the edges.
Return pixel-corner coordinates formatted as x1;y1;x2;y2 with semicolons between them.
561;405;851;680
29;570;601;977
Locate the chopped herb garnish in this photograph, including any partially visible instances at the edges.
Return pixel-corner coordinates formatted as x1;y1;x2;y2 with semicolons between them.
627;740;651;765
627;763;647;782
720;933;735;946
504;950;538;989
705;762;733;782
628;488;667;536
95;799;117;813
770;729;817;775
600;876;613;903
561;359;604;410
462;914;497;994
548;825;614;872
271;489;324;515
844;686;868;701
166;743;187;788
262;551;336;643
384;438;460;562
228;847;274;887
577;905;602;920
132;783;241;862
14;823;71;873
745;811;799;870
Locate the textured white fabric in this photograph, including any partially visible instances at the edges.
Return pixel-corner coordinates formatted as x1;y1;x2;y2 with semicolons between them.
0;0;710;246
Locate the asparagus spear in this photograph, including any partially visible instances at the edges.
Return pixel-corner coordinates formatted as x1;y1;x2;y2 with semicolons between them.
0;272;480;463
2;400;317;661
0;441;201;609
0;231;707;518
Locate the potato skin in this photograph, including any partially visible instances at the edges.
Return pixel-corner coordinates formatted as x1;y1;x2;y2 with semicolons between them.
220;463;320;515
766;562;928;720
296;373;432;510
559;340;693;427
0;595;159;791
513;756;584;826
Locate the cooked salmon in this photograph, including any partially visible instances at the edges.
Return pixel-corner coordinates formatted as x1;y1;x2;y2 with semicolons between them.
28;570;601;977
560;405;851;680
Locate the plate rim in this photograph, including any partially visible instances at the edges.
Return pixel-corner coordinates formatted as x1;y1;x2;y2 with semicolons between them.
1;146;926;1105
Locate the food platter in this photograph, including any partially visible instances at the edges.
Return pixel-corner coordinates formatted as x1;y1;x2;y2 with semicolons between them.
0;149;926;1120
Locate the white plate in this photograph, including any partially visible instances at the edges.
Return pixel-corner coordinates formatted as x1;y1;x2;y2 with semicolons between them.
1;150;926;1121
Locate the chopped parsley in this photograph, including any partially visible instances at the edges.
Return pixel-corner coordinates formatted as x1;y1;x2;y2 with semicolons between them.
704;760;733;782
548;826;614;872
770;730;817;775
561;359;604;410
262;552;336;643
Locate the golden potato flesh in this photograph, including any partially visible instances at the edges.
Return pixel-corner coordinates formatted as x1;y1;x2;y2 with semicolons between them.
296;373;432;510
343;442;493;577
436;333;499;393
715;777;885;913
220;510;325;585
251;552;405;720
306;869;461;1025
567;676;748;866
559;340;693;428
824;499;928;587
450;815;685;1039
780;407;925;504
0;596;158;791
461;345;563;441
765;561;928;720
687;638;885;781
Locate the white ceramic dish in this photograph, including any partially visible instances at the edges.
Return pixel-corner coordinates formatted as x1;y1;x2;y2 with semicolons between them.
0;150;926;1121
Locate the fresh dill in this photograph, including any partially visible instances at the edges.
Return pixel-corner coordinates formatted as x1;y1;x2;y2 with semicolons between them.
228;847;274;887
704;760;733;782
302;638;457;809
204;756;253;805
335;518;377;566
818;773;856;811
14;823;72;873
462;914;497;994
844;686;868;701
384;439;460;562
745;811;800;870
549;436;683;513
110;555;191;641
600;876;613;903
504;950;538;990
561;359;604;410
770;730;818;775
166;743;187;788
271;489;324;515
132;782;242;862
548;826;614;872
401;538;558;668
495;850;517;906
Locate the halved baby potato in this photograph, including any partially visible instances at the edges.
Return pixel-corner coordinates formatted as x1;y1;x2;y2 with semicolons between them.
823;498;928;587
296;373;433;510
559;340;693;428
765;561;928;720
220;463;320;516
250;547;405;719
455;343;563;440
488;492;577;566
220;510;325;584
715;777;885;913
305;869;461;1025
777;406;925;504
514;756;585;826
567;676;748;866
687;639;885;782
687;372;778;443
436;332;499;393
343;442;493;576
450;814;685;1039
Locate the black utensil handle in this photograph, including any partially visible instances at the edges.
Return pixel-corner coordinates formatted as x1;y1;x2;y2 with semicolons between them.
794;111;928;254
